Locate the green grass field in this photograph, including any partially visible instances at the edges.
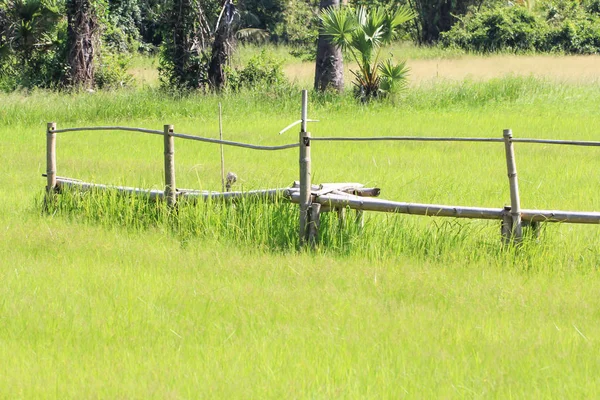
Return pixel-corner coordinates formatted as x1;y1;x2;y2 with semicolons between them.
2;50;600;397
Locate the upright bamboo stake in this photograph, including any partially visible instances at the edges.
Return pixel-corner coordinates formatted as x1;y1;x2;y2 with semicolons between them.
164;124;176;208
308;203;321;247
46;122;57;193
503;129;522;243
219;103;226;193
299;90;312;247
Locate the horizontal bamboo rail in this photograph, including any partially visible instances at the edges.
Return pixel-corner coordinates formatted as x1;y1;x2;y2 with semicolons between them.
286;191;600;224
310;136;600;147
171;132;299;151
53;126;299;151
54;126;163;135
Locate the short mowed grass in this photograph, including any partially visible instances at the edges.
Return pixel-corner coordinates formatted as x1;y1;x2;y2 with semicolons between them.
2;72;600;397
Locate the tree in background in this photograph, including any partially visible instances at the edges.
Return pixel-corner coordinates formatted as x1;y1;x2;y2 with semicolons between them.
314;0;344;92
158;0;212;89
319;6;414;100
408;0;480;44
65;0;100;88
208;0;236;90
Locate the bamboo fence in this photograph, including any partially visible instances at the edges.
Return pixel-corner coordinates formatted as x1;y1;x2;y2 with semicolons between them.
45;90;600;248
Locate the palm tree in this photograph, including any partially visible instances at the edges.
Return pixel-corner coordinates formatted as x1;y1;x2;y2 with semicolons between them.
0;0;61;63
319;6;414;100
314;0;344;93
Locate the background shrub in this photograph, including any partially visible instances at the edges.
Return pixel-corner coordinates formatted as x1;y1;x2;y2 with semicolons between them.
225;50;286;91
441;1;600;54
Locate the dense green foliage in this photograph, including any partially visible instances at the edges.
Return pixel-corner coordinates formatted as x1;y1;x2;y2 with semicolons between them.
0;0;137;90
441;1;600;53
2;0;600;91
0;0;66;89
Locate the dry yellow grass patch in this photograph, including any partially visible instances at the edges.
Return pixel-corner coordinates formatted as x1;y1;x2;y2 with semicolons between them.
284;54;600;87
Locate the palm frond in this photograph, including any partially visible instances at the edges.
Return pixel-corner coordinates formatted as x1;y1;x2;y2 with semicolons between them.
319;6;356;51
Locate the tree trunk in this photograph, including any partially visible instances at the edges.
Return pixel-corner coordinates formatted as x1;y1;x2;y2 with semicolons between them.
208;0;235;91
314;0;344;92
65;0;97;89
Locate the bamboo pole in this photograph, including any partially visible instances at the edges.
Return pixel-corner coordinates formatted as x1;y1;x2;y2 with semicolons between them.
299;90;312;247
219;103;226;193
308;203;321;247
164;124;176;208
46;122;57;193
56;176;600;225
501;206;512;245
503;129;522;243
301;193;506;219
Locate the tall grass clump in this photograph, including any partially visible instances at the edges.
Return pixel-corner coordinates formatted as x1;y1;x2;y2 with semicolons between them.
40;187;600;270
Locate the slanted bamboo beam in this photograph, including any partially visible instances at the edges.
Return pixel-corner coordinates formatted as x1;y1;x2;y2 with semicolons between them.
521;209;600;224
503;129;523;244
164;124;176;208
180;188;289;201
46;122;57;193
299;90;312;247
287;192;506;219
55;177;290;202
56;179;164;200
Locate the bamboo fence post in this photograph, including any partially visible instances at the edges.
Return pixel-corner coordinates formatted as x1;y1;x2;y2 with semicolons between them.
299;90;312;247
164;124;176;208
501;206;512;245
308;203;321;247
503;129;522;243
46;122;57;193
219;103;226;193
